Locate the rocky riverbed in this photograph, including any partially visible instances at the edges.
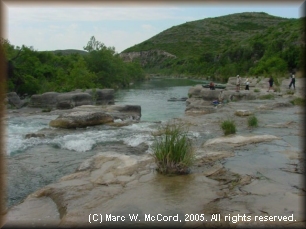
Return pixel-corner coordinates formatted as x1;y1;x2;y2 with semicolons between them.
5;74;306;227
3;81;306;228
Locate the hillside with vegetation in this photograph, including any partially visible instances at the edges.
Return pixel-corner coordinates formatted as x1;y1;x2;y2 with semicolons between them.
2;36;145;96
121;12;304;82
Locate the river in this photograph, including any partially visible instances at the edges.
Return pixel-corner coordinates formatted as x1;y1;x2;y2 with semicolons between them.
6;78;207;208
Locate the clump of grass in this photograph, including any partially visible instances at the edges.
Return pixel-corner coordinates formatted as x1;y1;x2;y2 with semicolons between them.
290;97;305;106
152;121;195;175
248;115;258;128
254;88;260;92
259;94;274;100
220;119;236;135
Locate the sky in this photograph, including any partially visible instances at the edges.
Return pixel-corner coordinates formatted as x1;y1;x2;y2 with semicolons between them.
3;1;304;53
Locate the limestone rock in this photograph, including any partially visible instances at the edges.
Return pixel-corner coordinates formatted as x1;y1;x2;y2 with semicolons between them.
56;92;93;109
28;89;115;109
73;104;142;121
235;110;253;116
6;92;22;108
257;101;293;110
29;92;60;108
188;85;203;98
49;111;114;129
87;88;115;105
203;135;280;147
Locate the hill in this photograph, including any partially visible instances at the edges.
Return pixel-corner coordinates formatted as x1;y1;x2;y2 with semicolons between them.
120;12;304;81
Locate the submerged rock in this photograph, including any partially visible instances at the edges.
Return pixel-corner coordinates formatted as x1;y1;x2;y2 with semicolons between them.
24;133;46;139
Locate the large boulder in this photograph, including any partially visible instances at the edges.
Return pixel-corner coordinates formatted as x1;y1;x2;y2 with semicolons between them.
6;92;22;108
85;89;115;105
73;104;142;121
185;98;216;115
29;92;59;108
188;85;203;98
28;89;115;109
49;111;114;129
56;93;93;109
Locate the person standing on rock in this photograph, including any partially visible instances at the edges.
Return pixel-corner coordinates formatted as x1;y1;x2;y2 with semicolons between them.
289;73;295;89
267;77;274;92
244;78;250;90
236;75;241;92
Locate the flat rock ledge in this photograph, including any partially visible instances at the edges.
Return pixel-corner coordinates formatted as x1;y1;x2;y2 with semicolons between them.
203;134;280;146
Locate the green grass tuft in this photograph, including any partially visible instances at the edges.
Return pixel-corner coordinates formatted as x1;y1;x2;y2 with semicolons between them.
152;121;195;175
248;115;258;128
254;88;260;92
220;119;236;135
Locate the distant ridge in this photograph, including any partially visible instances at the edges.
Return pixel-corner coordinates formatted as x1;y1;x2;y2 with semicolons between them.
120;12;303;79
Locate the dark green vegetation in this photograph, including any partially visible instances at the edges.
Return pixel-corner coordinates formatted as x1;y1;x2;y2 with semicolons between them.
290;97;305;106
122;12;304;82
152;121;195;175
220;119;236;135
2;36;145;96
248;115;258;128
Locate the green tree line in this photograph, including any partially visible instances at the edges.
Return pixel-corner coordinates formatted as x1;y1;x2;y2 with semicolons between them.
2;36;145;96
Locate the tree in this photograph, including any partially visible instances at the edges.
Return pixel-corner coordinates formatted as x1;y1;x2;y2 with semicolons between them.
83;36;105;52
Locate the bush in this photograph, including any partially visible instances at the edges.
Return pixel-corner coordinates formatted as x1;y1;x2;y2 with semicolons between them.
221;119;236;135
152;121;195;175
248;115;258;128
254;88;260;92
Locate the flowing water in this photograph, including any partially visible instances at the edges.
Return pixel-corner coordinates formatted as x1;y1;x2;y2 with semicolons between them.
6;78;206;207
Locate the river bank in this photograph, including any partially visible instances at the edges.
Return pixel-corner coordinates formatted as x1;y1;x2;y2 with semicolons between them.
3;90;305;227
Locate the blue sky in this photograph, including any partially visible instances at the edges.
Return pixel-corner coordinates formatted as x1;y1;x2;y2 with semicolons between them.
3;1;304;53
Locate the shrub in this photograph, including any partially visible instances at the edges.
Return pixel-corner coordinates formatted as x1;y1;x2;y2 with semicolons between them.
152;121;195;175
220;119;236;135
254;88;260;92
248;115;258;128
